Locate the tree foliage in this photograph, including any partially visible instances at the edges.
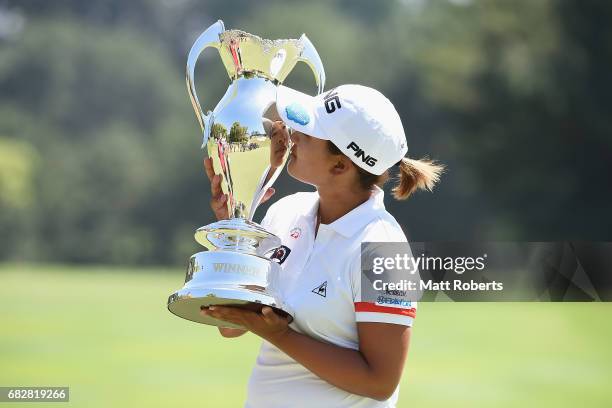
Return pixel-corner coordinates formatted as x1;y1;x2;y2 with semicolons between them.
0;0;610;265
228;122;248;144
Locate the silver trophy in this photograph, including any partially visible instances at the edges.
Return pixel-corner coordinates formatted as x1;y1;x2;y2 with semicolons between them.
167;20;326;328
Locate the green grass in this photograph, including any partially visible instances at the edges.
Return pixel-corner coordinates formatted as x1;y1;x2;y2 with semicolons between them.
1;264;611;407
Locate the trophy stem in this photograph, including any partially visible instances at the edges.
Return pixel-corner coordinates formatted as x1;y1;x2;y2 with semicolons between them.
195;218;281;256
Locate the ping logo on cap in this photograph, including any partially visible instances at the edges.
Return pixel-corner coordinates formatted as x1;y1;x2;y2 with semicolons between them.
347;141;377;167
286;103;310;125
324;88;342;114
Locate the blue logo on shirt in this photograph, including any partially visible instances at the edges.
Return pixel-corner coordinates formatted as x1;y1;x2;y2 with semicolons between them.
376;296;412;308
285;103;310;126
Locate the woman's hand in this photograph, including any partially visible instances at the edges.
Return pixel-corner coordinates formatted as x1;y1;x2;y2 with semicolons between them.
217;327;247;338
201;305;290;343
203;157;229;220
203;157;275;221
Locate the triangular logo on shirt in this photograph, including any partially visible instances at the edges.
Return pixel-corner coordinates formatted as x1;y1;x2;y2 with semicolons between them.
312;281;327;297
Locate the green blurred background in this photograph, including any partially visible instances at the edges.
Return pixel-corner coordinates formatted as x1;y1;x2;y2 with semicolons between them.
2;264;611;407
1;0;611;406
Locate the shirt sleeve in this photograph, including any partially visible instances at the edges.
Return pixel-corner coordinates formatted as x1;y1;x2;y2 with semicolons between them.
350;245;417;327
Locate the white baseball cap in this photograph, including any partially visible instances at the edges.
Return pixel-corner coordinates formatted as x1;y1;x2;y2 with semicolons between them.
275;84;408;176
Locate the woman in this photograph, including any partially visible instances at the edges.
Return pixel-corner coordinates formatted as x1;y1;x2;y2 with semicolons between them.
202;84;444;407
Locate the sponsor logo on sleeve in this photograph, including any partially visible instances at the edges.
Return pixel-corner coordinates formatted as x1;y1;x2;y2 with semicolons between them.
375;296;413;308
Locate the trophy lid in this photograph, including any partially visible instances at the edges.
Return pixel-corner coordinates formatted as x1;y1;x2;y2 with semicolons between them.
218;30;305;83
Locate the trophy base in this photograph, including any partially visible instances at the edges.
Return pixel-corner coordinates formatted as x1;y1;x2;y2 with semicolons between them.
167;286;292;329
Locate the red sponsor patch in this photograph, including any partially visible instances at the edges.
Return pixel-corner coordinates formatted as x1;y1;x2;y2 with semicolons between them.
289;227;301;239
354;302;416;318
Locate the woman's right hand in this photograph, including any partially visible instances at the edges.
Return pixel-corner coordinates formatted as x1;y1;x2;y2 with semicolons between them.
203;157;276;221
203;157;230;221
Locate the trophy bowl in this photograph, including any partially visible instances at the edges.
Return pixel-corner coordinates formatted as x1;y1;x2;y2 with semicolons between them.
167;20;325;328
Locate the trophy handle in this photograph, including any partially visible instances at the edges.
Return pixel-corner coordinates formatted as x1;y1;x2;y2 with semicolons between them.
297;34;326;95
247;36;326;221
186;20;225;147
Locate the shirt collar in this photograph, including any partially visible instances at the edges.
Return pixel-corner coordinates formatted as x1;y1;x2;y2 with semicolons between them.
306;186;386;238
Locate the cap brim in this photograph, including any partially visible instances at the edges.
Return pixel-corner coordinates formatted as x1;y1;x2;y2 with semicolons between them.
275;85;329;140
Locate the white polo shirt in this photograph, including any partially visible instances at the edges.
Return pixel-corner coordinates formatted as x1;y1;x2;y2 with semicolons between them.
245;187;417;408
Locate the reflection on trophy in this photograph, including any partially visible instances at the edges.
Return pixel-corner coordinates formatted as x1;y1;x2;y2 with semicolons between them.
167;20;326;328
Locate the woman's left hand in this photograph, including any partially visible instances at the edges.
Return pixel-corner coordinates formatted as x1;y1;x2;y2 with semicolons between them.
201;305;290;342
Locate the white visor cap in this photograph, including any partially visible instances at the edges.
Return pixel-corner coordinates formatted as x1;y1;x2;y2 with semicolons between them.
276;84;408;176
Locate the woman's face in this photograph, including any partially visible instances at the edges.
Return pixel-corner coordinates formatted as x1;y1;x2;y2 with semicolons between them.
287;130;338;187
